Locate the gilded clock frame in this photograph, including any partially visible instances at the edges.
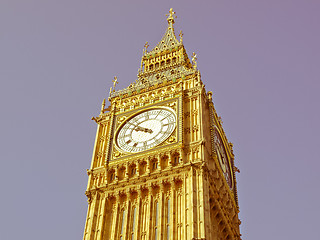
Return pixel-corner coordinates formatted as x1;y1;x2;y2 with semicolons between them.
114;106;177;153
213;126;234;190
110;96;182;162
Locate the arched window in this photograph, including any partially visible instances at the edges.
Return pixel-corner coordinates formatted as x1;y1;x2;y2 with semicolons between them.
152;161;158;171
109;171;115;182
131;207;136;240
166;199;170;240
154;201;159;240
174;154;180;165
119;209;126;240
130;166;136;177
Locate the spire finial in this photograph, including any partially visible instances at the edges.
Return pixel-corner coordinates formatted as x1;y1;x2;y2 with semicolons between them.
192;52;198;70
144;41;149;50
143;41;149;54
179;30;183;43
166;8;177;24
100;98;106;114
112;76;118;89
109;76;118;98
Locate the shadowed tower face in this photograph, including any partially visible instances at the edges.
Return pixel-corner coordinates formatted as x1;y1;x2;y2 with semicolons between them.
83;8;241;240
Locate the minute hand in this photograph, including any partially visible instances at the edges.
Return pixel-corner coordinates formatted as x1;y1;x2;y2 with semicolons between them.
134;126;153;133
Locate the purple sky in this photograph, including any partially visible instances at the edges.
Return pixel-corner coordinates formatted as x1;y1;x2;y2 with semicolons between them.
1;1;320;239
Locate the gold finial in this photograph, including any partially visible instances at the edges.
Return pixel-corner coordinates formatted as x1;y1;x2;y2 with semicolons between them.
179;30;183;43
166;8;177;24
112;76;118;89
91;116;97;122
207;91;213;101
169;8;175;17
143;41;149;54
192;52;197;69
101;98;106;114
144;41;149;50
109;76;118;98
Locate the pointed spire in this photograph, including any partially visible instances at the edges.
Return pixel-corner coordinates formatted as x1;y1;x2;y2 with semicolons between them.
111;9;196;99
143;41;149;55
192;52;198;70
100;98;106;114
112;76;118;89
147;8;180;55
179;30;183;43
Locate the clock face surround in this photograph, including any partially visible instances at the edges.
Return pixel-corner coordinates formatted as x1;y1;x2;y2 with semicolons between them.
214;128;233;189
115;108;176;153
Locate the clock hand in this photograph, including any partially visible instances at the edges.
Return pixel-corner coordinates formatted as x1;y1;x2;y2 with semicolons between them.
141;126;153;133
145;128;153;133
134;126;143;132
134;126;153;133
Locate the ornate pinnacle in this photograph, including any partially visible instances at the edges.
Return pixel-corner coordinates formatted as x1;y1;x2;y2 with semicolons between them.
143;41;149;55
108;76;119;98
112;76;118;89
108;87;113;97
100;98;106;114
192;52;198;70
166;8;177;24
179;30;183;43
144;41;149;51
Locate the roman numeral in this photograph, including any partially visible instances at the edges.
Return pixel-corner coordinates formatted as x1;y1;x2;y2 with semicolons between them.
155;110;162;118
160;114;170;121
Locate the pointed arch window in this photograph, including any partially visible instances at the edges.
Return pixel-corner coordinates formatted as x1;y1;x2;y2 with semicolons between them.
131;207;137;240
154;201;159;240
119;209;126;240
109;172;115;182
166;199;170;240
152;161;158;171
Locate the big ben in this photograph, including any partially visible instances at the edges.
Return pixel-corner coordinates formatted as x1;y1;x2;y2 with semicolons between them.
83;8;241;240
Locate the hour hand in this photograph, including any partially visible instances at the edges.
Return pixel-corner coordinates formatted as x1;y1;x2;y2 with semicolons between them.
134;126;153;133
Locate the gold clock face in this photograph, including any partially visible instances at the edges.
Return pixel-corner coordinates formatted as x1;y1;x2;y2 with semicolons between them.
214;128;233;189
116;108;176;153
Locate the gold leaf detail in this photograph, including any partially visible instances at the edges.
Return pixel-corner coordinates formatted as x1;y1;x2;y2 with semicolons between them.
168;136;176;143
114;151;121;158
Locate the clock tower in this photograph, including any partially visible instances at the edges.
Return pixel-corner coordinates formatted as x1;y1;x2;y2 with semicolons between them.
83;9;241;240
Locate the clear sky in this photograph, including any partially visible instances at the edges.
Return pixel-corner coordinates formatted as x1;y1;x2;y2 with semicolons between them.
1;0;320;239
